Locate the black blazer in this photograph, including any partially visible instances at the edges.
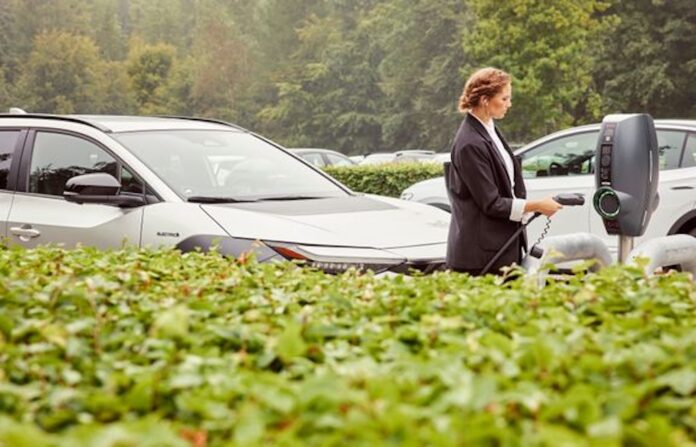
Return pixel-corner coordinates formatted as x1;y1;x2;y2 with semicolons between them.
445;114;527;272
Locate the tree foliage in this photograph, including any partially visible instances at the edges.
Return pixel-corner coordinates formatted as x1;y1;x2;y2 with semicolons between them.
0;67;8;108
0;0;692;148
367;0;469;150
126;40;177;113
15;31;130;114
464;0;611;141
258;12;385;152
595;0;696;118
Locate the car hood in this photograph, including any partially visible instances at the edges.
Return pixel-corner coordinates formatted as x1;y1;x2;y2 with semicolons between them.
201;195;450;249
408;176;445;190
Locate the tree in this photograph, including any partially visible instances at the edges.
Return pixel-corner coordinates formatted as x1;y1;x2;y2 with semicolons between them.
595;0;696;118
365;0;470;150
126;40;177;113
0;66;9;110
90;0;128;60
184;5;251;119
127;0;196;50
15;31;131;114
465;0;610;141
258;11;384;153
0;0;93;81
95;60;137;114
0;3;13;74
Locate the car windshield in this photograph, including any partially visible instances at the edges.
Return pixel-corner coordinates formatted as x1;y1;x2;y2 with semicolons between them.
114;130;348;201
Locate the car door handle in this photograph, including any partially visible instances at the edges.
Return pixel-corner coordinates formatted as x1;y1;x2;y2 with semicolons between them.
670;185;695;190
10;224;41;241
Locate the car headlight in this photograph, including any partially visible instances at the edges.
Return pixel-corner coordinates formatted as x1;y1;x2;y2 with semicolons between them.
267;242;406;273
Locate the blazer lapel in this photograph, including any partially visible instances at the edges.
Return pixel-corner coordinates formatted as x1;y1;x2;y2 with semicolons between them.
465;114;513;195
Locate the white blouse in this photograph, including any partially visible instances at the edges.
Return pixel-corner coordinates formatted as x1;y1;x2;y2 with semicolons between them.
469;112;526;222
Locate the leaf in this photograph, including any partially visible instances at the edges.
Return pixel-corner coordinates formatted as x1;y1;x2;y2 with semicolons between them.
587;415;622;439
234;403;265;445
657;368;696;396
152;305;190;340
276;321;307;363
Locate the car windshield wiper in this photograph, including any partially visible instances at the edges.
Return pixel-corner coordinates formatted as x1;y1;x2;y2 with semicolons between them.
255;195;332;201
186;196;258;203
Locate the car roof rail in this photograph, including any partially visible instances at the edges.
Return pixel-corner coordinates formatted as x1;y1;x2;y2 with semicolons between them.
0;113;112;132
154;115;250;132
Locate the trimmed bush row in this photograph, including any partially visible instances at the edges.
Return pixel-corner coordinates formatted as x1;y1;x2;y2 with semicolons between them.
0;246;695;446
324;163;444;197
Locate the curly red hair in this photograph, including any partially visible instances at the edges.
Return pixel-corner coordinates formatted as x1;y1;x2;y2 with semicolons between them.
458;67;511;113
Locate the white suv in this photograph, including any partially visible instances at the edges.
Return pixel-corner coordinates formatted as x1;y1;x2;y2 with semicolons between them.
0;113;450;273
401;120;696;255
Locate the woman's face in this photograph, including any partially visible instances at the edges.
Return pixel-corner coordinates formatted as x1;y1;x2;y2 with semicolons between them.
486;82;512;119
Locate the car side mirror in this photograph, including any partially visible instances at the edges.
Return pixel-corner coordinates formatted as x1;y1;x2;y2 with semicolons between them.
64;173;146;208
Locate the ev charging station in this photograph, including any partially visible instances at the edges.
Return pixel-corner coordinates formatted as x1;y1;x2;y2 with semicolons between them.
521;113;696;280
593;114;660;262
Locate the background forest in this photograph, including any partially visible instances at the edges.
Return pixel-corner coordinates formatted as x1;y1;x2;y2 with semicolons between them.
0;0;694;153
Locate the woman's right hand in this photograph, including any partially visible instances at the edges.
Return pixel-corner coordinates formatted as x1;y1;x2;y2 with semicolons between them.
525;197;563;217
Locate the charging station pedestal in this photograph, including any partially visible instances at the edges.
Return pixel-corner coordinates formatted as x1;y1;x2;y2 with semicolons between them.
592;114;659;263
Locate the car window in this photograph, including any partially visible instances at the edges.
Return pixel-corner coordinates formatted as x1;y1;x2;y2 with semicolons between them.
520;131;598;178
656;130;686;170
682;133;696;168
301;152;325;167
0;131;20;190
325;153;353;166
28;132;134;196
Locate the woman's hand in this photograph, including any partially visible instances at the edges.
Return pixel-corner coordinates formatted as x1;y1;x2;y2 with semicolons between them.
525;197;563;217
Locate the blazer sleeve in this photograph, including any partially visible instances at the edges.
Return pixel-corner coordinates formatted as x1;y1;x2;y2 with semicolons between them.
451;142;513;219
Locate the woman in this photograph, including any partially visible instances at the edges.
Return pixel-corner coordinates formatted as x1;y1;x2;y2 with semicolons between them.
446;67;562;275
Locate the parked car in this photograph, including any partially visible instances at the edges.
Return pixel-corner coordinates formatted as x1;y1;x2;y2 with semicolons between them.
349;155;366;164
0;113;450;274
394;150;436;164
360;150;436;166
400;120;696;255
430;153;451;164
360;153;397;165
289;148;356;168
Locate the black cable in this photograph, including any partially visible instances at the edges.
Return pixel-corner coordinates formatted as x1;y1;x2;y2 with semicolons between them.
534;217;552;247
480;212;541;275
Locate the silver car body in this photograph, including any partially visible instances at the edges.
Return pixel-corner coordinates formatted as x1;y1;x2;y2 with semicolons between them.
0;115;449;273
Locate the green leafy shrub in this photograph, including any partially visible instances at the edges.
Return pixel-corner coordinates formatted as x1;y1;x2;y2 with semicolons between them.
324;163;444;197
0;245;695;446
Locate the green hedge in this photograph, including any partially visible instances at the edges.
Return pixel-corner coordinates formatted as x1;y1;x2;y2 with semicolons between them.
1;246;695;446
324;163;444;197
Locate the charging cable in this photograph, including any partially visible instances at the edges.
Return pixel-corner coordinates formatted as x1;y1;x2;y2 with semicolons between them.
480;193;585;275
